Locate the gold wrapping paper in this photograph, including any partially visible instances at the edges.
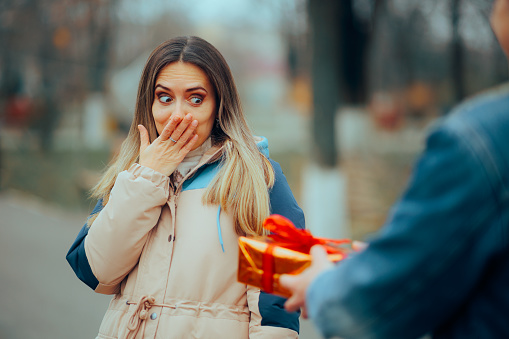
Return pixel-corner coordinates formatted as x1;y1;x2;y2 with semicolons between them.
238;236;346;298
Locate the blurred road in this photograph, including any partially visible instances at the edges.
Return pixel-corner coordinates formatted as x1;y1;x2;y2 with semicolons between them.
0;191;323;339
0;192;107;339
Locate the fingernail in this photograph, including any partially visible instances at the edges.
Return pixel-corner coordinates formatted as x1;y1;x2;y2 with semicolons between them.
192;120;198;127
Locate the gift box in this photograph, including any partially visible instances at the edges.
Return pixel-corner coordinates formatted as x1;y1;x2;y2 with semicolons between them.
238;214;350;298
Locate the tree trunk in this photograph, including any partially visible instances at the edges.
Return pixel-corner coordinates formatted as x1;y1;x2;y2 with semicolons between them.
341;0;369;104
308;0;343;167
451;0;465;103
304;0;351;239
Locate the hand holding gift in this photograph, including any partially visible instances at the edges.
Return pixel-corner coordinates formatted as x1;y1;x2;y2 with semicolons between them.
280;245;333;317
237;214;351;298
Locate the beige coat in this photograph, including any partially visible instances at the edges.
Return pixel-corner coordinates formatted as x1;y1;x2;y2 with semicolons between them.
81;144;301;338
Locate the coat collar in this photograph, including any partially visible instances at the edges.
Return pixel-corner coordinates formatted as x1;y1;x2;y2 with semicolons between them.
176;136;269;189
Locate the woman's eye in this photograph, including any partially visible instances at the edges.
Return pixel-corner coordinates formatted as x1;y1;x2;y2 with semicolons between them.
159;95;171;103
189;97;203;105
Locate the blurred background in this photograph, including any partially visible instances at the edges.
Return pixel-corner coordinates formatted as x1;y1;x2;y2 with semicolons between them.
0;0;507;338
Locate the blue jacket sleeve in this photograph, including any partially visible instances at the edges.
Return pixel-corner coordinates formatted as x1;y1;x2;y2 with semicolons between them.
268;159;305;230
306;115;507;338
256;159;304;333
66;199;104;290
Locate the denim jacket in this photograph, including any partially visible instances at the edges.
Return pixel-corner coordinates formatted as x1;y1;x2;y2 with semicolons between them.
307;84;509;339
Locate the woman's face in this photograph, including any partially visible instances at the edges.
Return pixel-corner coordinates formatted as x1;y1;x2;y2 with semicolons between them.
152;61;217;150
491;0;509;58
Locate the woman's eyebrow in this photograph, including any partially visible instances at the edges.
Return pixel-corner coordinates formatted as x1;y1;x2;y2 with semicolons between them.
155;84;171;92
154;84;207;93
185;86;207;93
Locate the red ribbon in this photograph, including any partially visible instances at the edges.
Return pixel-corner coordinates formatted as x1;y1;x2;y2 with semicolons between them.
263;214;350;255
259;214;350;294
261;243;276;293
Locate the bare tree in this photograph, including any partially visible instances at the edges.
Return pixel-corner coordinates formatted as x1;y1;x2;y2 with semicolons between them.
0;0;118;151
307;0;342;167
451;0;465;103
307;0;382;166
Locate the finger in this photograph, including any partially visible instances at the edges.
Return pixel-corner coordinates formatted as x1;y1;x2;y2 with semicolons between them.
170;113;193;141
280;274;304;312
138;125;150;153
176;120;198;146
284;293;305;313
179;134;199;154
279;274;294;290
160;116;181;141
310;245;329;263
352;240;368;252
301;306;308;319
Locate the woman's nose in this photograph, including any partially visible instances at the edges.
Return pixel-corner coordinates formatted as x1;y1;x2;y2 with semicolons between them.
172;102;186;119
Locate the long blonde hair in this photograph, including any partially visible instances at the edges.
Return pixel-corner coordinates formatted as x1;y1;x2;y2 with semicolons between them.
91;36;274;236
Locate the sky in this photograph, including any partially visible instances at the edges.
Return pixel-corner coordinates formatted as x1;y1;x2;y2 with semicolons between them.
116;0;304;32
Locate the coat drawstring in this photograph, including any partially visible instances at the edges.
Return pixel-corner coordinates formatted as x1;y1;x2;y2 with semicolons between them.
217;206;225;252
125;295;176;339
126;295;155;339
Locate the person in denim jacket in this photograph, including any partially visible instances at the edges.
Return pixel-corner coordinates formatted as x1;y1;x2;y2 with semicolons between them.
280;1;509;338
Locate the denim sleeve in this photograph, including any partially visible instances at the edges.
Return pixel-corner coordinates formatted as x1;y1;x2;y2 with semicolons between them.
306;122;502;339
65;199;104;290
256;159;304;332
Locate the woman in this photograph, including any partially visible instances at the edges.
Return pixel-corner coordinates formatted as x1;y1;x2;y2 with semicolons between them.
66;36;304;338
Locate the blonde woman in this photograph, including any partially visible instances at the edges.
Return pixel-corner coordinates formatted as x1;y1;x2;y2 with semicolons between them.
67;36;304;339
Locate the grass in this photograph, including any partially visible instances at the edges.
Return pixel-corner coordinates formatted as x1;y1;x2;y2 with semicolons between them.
1;149;111;212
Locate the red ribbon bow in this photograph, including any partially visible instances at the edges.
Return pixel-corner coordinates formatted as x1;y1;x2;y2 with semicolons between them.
259;215;350;294
263;214;350;255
